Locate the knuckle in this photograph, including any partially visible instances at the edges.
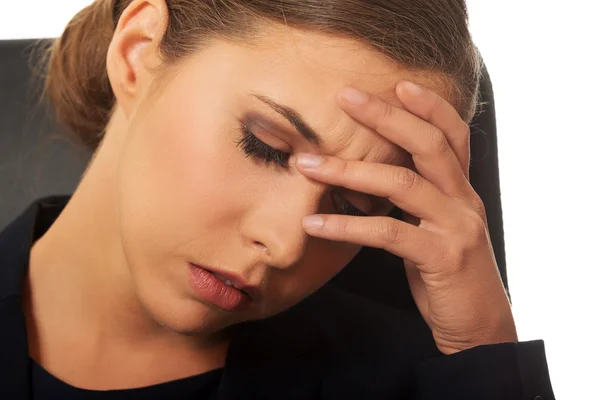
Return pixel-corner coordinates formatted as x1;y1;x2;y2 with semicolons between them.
460;210;488;246
394;168;420;192
374;218;403;246
427;125;451;156
445;242;468;273
469;196;487;219
445;210;488;271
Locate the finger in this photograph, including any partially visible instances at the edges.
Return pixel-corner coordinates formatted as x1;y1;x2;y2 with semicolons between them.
396;81;471;178
338;86;470;199
302;214;442;266
296;153;458;225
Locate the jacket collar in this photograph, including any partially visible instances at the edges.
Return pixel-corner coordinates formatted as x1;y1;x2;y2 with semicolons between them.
0;196;59;399
0;196;325;399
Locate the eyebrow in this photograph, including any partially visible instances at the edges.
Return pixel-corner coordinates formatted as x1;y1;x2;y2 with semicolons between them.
251;93;323;148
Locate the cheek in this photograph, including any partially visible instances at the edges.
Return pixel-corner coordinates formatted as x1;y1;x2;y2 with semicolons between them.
113;96;259;329
115;91;249;266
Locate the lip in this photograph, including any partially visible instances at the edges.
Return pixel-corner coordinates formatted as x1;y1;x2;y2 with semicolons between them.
189;262;262;303
188;263;251;312
204;266;263;303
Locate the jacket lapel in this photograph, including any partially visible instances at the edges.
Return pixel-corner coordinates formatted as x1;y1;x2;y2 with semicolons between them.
0;200;42;399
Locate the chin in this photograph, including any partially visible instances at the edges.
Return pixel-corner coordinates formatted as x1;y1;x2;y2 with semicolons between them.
145;295;240;337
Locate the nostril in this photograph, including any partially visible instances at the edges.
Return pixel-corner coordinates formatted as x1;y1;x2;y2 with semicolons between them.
253;241;269;254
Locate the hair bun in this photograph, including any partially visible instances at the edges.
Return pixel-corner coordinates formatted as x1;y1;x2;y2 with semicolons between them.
43;0;118;150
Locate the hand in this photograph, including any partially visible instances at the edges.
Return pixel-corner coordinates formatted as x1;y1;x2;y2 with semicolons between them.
297;82;518;355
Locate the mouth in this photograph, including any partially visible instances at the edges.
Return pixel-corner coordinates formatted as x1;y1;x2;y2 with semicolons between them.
212;273;248;293
188;263;261;312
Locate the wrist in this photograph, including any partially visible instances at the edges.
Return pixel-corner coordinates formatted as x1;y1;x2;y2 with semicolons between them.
437;318;518;355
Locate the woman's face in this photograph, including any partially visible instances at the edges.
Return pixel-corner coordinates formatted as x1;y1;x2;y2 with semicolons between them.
115;25;413;336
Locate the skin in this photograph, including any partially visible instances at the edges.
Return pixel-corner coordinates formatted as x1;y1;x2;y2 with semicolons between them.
23;0;517;391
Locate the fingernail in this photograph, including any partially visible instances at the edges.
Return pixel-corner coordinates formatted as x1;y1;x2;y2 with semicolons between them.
401;81;423;96
302;215;324;230
340;87;369;105
297;153;324;168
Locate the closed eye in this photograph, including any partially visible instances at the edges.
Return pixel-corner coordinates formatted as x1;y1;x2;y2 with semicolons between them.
235;121;369;217
236;122;290;167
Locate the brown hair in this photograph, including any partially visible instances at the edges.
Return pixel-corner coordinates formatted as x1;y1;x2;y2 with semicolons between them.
43;0;482;151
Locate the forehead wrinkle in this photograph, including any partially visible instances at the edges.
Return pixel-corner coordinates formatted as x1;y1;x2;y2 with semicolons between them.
315;106;357;157
363;139;408;167
369;144;409;167
374;85;403;106
328;120;408;168
355;118;412;166
320;98;406;166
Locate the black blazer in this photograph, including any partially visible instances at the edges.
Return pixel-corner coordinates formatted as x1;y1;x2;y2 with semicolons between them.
0;196;555;399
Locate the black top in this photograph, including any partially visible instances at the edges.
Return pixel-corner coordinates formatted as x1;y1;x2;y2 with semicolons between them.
31;358;221;399
0;196;556;399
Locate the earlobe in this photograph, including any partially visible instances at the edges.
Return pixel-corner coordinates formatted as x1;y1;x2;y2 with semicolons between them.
106;0;168;117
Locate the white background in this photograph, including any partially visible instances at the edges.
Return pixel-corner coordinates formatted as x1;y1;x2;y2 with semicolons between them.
1;1;599;398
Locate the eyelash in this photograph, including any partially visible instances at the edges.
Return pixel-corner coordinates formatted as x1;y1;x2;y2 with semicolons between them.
235;123;368;217
236;123;291;167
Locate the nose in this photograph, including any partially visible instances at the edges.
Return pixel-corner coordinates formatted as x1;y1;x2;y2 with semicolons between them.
240;180;325;270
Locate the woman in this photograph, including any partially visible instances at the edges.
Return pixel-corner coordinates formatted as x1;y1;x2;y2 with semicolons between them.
0;0;555;398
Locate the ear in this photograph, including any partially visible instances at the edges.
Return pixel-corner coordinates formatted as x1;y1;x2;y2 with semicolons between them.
106;0;169;117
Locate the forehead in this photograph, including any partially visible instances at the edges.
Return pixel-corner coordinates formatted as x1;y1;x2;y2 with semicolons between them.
187;25;442;165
